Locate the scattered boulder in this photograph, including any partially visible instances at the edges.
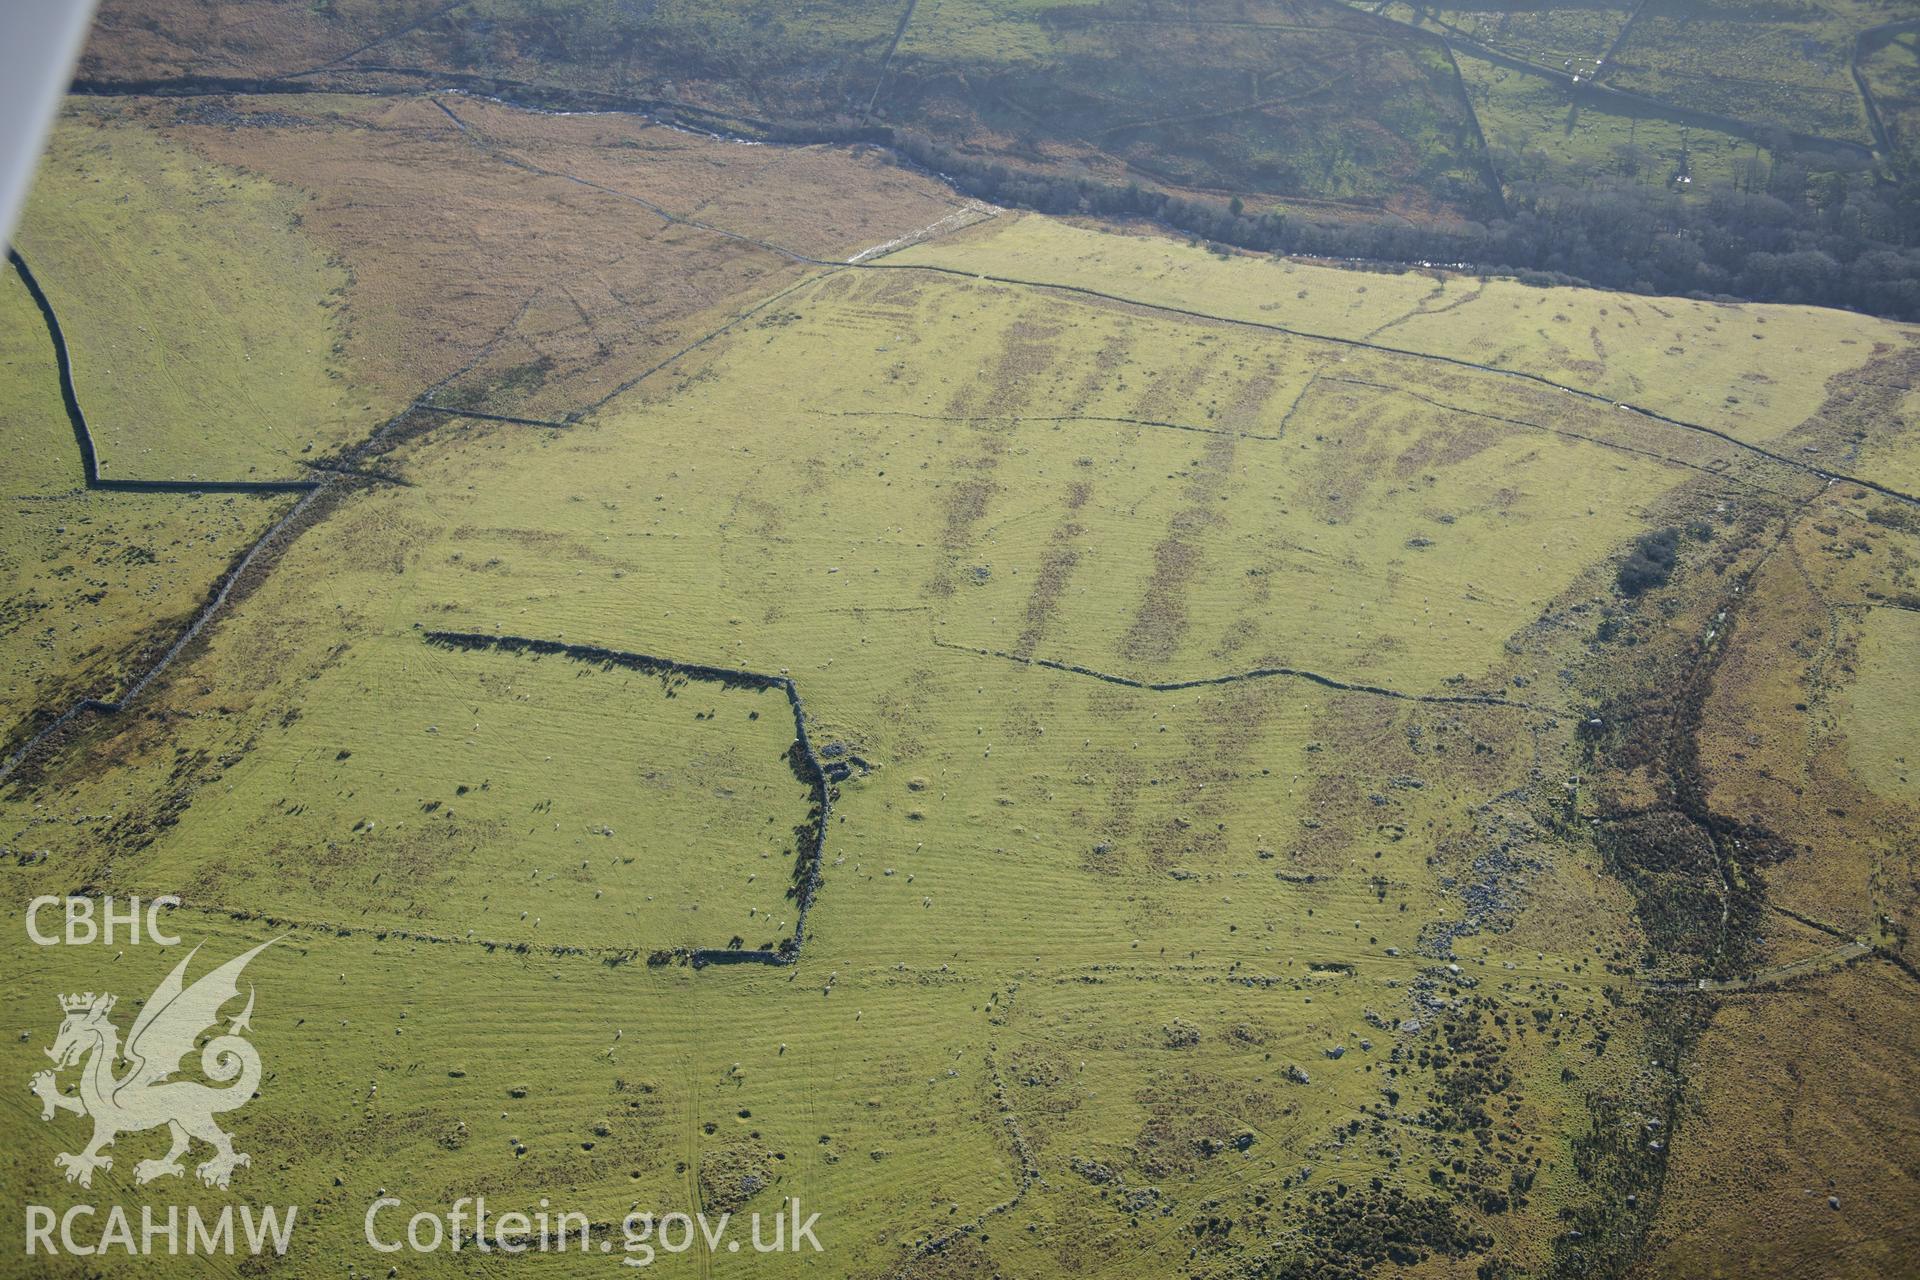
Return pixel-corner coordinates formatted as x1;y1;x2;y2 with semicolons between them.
698;1144;778;1214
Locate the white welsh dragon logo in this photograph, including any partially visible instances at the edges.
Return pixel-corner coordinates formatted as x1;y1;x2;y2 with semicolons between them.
29;941;274;1190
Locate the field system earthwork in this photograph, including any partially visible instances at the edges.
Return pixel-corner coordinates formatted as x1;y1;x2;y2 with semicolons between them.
2;49;1919;1280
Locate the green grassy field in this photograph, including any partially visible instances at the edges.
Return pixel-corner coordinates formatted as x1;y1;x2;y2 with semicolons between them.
0;93;976;754
0;259;298;751
1841;604;1920;799
1428;2;1630;71
1460;54;1766;190
1366;0;1896;151
14;114;374;481
0;197;1792;1276
888;214;1905;443
1860;25;1920;165
4;82;1918;1280
112;631;815;952
1605;0;1876;145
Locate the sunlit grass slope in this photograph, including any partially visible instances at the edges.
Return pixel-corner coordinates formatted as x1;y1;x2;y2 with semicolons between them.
894;214;1907;445
14;113;371;480
0;260;294;747
0;205;1728;1275
117;631;813;952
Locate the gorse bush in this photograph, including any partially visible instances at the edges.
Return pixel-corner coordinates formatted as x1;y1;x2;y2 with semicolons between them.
1616;527;1683;596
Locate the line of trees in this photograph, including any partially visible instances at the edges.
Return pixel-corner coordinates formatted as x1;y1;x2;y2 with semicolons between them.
890;134;1920;319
